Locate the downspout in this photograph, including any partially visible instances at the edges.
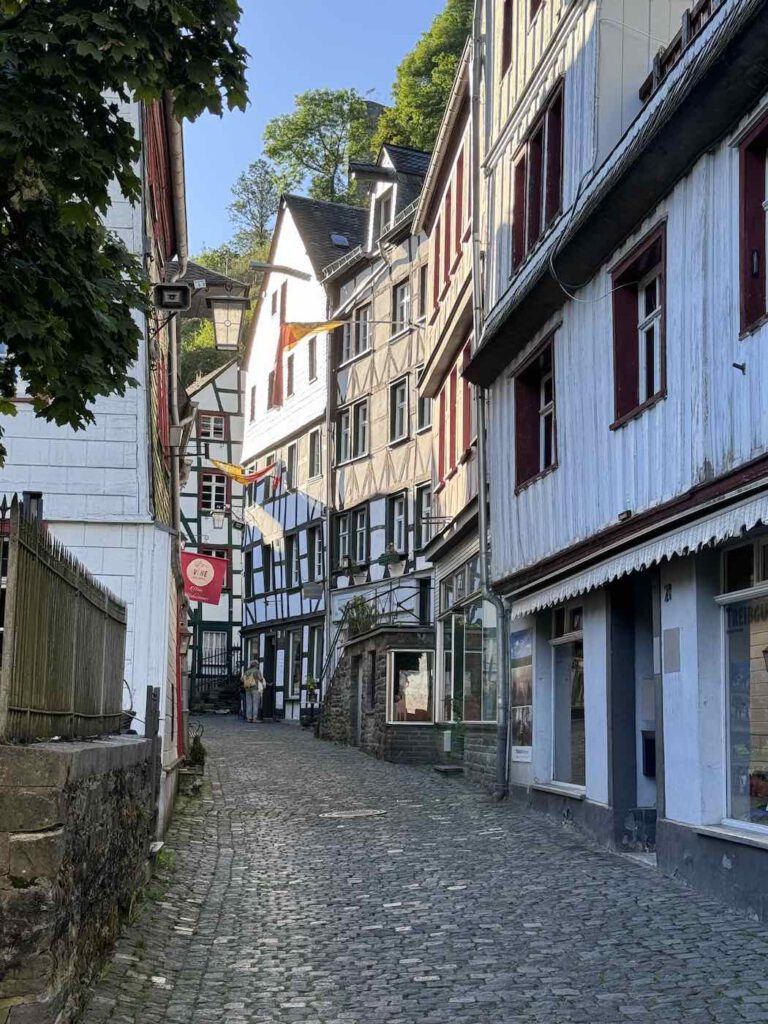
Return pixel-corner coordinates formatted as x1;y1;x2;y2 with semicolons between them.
470;1;510;800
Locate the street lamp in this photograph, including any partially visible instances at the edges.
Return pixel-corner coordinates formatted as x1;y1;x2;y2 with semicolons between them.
209;293;250;350
211;508;226;530
179;627;193;657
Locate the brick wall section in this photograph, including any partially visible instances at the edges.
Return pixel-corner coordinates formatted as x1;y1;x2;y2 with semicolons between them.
461;724;499;791
0;737;159;1023
319;627;442;765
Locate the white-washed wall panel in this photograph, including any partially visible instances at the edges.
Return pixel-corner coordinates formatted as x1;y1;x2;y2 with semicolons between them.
489;128;768;581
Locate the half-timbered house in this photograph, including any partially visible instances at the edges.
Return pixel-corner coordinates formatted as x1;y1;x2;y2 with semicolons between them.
240;195;367;722
465;0;768;918
181;357;245;706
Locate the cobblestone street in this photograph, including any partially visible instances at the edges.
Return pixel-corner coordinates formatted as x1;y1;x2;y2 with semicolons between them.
82;717;768;1024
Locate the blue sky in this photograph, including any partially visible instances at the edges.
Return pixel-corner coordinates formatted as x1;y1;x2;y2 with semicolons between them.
185;0;446;253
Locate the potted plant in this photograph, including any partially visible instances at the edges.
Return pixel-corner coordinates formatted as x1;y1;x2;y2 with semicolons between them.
379;543;405;578
351;562;369;585
345;595;378;637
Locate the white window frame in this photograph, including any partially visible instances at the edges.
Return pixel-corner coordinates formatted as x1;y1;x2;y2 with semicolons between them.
549;601;586;791
286;442;298;490
286;353;295;397
201;473;227;512
337;515;350;565
416;483;433;549
353;507;368;564
637;268;663;405
353;400;369;458
539;359;555;473
392;280;411;336
309;429;322;479
386;649;435;726
415;365;432;432
287;629;302;699
309;525;324;581
338;408;351;464
389;377;409;442
389;493;407;554
199;414;226;440
285;535;300;589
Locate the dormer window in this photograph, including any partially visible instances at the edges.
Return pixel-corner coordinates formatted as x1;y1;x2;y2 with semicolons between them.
375;189;394;239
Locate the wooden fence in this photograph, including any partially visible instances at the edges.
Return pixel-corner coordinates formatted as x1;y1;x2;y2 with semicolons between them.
0;497;127;742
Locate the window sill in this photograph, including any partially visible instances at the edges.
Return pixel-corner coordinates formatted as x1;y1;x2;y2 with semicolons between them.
389;327;412;345
336;453;369;468
338;350;371;370
458;448;473;465
433;481;446;496
388;434;410;448
514;461;558;495
610;390;667;431
532;781;585;801
416;424;432;435
695;823;768;851
445;467;458;482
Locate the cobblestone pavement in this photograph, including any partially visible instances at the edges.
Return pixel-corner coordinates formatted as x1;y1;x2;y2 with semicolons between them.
81;717;768;1024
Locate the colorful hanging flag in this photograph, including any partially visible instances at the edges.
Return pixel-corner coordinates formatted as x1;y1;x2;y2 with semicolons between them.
211;459;276;487
181;551;229;605
271;320;345;406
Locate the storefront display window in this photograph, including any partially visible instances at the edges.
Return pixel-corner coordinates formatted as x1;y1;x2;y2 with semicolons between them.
725;596;768;827
439;587;497;723
388;650;434;724
551;604;585;786
510;630;533;762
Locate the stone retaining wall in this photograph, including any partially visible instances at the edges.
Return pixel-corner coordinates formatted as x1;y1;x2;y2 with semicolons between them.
0;736;159;1023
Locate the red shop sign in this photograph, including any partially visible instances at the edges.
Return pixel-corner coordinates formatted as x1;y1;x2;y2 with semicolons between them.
181;551;228;606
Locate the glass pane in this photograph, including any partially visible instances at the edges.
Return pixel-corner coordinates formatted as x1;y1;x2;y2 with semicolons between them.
645;327;656;399
726;599;768;825
390;651;433;723
481;600;498;722
726;545;755;592
510;629;533;750
542;412;553;468
442;618;454;721
553;640;585;785
463;599;483;721
644;278;657;316
442;579;454;611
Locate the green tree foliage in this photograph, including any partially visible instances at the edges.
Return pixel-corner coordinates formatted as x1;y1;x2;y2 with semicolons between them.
373;0;473;153
0;0;248;460
263;89;380;204
229;157;283;251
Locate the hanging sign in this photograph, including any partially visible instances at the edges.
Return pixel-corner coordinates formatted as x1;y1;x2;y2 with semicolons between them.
181;552;228;605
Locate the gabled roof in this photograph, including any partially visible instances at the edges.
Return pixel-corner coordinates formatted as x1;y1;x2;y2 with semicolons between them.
284;195;368;278
382;144;432;177
188;357;238;397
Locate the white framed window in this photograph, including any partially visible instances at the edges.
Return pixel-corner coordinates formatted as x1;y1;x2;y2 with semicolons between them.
287;442;298;490
287;629;302;698
286;353;295;397
415;483;433;549
285;535;300;589
337;408;351;464
309;429;322;478
392;281;411;335
539;354;555;474
308;335;317;381
415;365;432;431
388;493;407;554
637;269;663;405
308;525;324;581
353;507;368;564
341;305;372;363
201;630;227;672
262;452;275;502
201;472;227;512
387;650;434;724
353;400;369;458
376;189;393;238
337;515;350;565
389;377;409;442
199;414;226;440
550;602;585;787
418;263;428;320
308;624;324;685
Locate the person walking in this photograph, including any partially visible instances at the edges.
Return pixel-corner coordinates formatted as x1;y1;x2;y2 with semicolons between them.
242;661;266;723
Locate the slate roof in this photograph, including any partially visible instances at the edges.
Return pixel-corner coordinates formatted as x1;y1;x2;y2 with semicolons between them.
285;195;368;278
382;145;432;178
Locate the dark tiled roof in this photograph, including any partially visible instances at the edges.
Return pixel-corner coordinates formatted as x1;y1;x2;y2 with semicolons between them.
395;174;427;217
382;145;432;177
285;195;368;278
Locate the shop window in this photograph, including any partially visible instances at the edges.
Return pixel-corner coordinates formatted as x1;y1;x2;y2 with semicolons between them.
514;338;556;488
551;603;585;786
611;223;666;425
388;650;434;724
441;598;498;723
510;629;533;757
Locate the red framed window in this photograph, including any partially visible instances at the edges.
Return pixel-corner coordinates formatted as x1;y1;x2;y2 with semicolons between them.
514;337;556;489
502;0;513;77
462;343;473;452
512;81;564;269
199;412;227;441
433;219;442;312
740;113;768;332
438;387;446;481
443;185;452;290
455;148;464;257
610;222;666;426
200;547;231;590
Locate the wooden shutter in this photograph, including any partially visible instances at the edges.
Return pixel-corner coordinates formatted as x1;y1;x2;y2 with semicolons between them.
502;0;513;75
455;149;464;256
513;155;527;268
449;368;457;470
545;86;564;227
741;124;768;332
514;360;542;487
527;124;544;249
613;283;640;420
438;388;446;481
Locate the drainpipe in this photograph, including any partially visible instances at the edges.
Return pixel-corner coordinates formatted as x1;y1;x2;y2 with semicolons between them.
470;1;509;800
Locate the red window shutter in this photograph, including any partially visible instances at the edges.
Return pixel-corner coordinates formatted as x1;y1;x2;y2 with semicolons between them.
443;185;453;287
613;283;640;420
449;368;457;470
741;133;767;332
462;344;472;450
433;219;441;311
502;0;512;75
455;149;464;256
545;87;563;227
527;125;544;249
438;388;446;480
513;155;527;268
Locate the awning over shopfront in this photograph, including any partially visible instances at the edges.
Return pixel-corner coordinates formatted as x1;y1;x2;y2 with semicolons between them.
509;490;768;619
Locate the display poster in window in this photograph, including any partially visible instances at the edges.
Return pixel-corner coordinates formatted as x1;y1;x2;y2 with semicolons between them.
391;651;433;723
181;551;228;606
510;629;533;762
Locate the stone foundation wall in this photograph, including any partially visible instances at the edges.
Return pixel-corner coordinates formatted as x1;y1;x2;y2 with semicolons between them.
0;736;159;1023
461;724;499;790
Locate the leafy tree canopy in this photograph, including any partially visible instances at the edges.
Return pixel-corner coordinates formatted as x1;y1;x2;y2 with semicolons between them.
263;89;381;205
229;157;284;251
0;0;248;460
372;0;473;153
